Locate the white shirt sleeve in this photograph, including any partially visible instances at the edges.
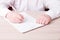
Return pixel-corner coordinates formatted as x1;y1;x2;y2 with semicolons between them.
45;0;60;19
0;4;10;17
0;0;14;17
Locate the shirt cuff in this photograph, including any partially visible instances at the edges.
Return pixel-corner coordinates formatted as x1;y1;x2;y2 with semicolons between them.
0;7;11;17
45;10;60;19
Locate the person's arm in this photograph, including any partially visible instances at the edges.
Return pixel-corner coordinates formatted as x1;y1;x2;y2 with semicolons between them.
0;0;14;17
44;0;60;19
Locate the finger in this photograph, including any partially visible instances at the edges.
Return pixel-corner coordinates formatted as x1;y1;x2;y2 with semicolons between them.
41;19;46;24
12;14;24;23
16;15;24;21
44;20;49;25
39;18;44;24
36;19;40;24
36;18;43;24
20;14;24;19
17;17;24;22
18;14;24;19
12;18;22;23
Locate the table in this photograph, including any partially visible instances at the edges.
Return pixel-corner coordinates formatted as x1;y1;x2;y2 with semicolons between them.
0;11;60;40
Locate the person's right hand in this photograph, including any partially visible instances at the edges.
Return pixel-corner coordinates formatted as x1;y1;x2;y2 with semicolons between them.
5;11;24;23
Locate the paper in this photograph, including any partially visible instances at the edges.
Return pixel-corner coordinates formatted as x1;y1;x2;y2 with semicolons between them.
4;12;44;33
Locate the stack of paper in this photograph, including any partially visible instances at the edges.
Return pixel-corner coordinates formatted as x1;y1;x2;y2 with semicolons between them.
4;12;44;33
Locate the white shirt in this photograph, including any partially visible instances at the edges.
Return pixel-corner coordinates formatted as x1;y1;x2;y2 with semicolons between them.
0;0;60;19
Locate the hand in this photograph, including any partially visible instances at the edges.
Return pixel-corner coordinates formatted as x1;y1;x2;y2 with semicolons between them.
5;11;24;23
36;14;51;25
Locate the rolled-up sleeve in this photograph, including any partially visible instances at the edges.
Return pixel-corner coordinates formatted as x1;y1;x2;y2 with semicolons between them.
44;0;60;19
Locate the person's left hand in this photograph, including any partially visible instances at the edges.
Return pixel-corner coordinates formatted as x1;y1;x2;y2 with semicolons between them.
36;14;51;25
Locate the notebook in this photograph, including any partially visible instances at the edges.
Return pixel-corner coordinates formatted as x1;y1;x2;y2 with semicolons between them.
4;12;44;33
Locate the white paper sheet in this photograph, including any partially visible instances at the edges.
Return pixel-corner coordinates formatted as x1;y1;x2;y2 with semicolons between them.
4;12;44;33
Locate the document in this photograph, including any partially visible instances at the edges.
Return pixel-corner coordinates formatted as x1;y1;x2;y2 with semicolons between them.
4;12;44;33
